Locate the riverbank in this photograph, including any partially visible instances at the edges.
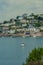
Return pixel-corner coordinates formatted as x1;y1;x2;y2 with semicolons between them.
0;32;43;37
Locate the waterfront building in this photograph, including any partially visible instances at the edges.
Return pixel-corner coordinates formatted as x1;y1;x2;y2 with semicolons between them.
22;23;27;27
17;28;24;33
8;29;15;34
2;26;9;33
39;26;43;30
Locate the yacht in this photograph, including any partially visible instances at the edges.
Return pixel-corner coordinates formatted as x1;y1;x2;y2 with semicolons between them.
21;43;25;47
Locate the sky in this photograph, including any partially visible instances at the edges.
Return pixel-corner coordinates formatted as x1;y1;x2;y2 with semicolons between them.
0;0;43;22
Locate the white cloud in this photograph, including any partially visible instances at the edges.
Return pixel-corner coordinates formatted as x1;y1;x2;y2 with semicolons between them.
0;0;43;22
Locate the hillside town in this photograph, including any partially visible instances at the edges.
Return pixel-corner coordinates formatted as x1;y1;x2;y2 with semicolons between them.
0;13;43;37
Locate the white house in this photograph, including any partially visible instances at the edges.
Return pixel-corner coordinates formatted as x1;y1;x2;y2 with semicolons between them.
27;15;34;19
22;23;27;27
1;23;10;26
17;28;24;32
18;16;23;20
8;30;15;34
20;19;27;23
39;26;43;30
2;26;9;33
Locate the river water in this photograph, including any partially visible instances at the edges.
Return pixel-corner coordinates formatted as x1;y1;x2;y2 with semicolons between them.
0;37;43;65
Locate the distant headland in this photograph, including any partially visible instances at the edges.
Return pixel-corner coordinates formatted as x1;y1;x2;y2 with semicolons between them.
0;13;43;37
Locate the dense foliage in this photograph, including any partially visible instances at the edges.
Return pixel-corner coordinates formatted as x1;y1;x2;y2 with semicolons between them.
23;48;43;65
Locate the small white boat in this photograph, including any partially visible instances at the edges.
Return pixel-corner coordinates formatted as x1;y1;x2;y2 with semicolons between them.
33;35;36;37
21;43;25;47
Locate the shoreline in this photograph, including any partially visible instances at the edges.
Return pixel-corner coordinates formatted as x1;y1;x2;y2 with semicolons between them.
0;32;43;37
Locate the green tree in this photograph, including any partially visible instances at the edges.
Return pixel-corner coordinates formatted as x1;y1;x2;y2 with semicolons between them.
23;48;43;65
3;21;9;24
35;22;41;27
